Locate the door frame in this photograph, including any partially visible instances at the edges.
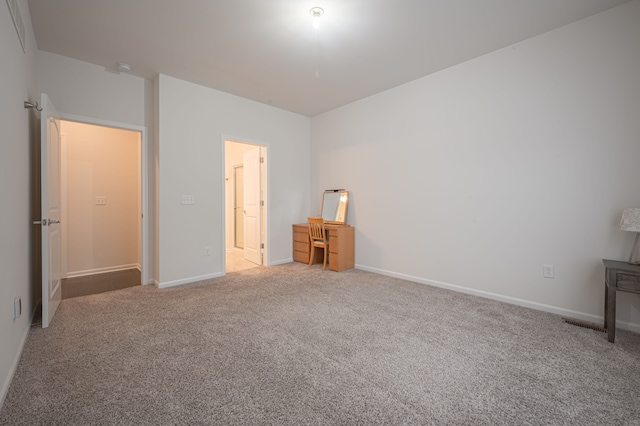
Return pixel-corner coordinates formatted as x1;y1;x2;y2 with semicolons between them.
59;112;150;286
221;136;269;273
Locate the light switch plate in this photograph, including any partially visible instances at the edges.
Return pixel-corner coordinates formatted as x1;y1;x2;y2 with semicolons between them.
181;195;195;205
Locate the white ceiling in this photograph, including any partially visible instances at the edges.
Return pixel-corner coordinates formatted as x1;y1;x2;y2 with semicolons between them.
27;0;631;117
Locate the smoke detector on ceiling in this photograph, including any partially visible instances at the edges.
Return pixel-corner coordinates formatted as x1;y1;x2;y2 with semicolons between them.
116;62;132;73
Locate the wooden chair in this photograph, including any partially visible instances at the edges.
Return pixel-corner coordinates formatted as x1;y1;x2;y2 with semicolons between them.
307;217;329;271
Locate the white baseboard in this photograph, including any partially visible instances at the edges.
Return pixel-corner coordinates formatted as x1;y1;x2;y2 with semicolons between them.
355;264;640;334
270;258;293;266
0;300;40;408
156;272;225;289
66;264;140;278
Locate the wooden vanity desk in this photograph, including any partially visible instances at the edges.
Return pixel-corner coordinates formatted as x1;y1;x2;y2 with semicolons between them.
292;223;354;272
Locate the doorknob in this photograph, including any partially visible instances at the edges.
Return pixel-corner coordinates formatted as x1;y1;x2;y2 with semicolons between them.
37;219;61;226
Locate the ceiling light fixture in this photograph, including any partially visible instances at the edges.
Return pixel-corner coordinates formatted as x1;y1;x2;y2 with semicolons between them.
310;7;324;29
116;62;132;73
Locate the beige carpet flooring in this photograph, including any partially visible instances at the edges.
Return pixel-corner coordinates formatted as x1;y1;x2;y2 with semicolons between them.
1;263;639;424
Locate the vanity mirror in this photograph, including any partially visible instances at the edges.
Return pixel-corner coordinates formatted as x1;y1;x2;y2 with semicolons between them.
321;190;349;225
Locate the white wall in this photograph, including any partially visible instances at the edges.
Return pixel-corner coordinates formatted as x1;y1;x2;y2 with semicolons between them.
62;121;140;276
156;74;310;287
311;1;640;330
36;51;155;283
0;0;38;406
36;51;148;126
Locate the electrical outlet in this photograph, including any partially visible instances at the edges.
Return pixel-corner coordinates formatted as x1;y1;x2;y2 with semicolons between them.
13;297;21;319
95;196;107;205
204;247;211;256
543;265;555;279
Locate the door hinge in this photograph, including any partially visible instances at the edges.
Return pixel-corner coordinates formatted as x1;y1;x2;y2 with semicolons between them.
260;200;264;206
260;157;264;163
261;243;264;249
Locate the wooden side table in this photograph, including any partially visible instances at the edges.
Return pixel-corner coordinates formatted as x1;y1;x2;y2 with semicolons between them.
603;259;640;342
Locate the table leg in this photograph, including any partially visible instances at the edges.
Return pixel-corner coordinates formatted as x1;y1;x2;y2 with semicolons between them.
604;281;608;330
606;269;617;343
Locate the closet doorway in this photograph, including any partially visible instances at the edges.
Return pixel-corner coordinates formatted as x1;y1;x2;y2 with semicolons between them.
224;139;267;273
60;120;146;298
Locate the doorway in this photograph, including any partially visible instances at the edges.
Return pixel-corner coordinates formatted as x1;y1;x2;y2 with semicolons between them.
59;119;146;297
224;139;267;273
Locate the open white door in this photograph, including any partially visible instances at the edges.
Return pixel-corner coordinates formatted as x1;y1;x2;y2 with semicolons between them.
243;147;262;265
41;93;62;328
